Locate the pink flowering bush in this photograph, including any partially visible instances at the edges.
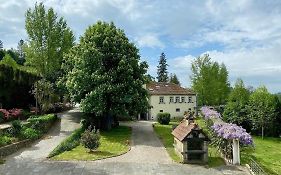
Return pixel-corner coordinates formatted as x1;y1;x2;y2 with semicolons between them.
201;106;221;119
0;108;23;122
211;123;253;145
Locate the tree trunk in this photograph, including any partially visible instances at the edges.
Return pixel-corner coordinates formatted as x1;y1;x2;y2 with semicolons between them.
261;126;264;140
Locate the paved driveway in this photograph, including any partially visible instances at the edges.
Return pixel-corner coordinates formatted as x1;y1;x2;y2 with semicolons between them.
0;112;249;175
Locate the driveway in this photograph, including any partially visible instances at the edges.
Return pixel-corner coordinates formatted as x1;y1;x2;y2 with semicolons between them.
0;111;249;175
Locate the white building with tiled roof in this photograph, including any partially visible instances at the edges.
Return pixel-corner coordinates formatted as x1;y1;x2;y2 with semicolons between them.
144;82;197;120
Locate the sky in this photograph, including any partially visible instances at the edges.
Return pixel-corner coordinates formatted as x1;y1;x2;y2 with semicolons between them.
0;0;281;93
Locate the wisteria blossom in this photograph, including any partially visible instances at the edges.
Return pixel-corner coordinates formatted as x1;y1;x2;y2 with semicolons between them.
211;123;253;145
201;106;221;119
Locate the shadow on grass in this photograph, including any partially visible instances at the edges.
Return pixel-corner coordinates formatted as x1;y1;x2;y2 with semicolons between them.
87;150;114;157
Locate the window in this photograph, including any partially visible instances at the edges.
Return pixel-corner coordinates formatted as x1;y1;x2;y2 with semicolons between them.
160;110;163;112
170;96;174;103
159;96;164;104
175;96;180;103
181;97;185;103
188;96;192;103
176;108;180;112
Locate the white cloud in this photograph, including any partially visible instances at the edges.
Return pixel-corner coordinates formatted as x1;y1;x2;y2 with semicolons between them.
135;34;164;49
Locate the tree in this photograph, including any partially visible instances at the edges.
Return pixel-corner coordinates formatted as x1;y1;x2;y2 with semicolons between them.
0;54;18;68
145;74;155;82
65;21;149;130
157;52;168;82
17;39;25;65
223;79;250;129
169;73;180;85
0;40;3;50
190;54;230;106
24;2;75;82
247;86;277;139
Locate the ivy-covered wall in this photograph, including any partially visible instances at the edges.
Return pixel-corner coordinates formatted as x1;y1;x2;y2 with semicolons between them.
0;64;39;109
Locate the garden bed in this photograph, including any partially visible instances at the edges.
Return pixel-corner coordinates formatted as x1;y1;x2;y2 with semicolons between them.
0;114;58;156
50;126;132;161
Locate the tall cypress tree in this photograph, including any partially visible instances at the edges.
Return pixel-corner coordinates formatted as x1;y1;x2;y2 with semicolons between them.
157;52;168;82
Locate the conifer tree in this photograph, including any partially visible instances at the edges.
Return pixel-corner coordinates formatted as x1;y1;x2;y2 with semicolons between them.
157;52;168;82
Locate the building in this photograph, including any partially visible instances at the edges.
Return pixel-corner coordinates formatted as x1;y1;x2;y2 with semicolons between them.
144;82;197;120
172;116;209;164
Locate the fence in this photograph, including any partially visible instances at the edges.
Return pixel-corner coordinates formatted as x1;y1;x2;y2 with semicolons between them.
248;158;267;175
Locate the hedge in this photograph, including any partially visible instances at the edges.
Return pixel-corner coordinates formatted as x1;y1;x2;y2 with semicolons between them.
26;114;58;132
157;112;171;125
0;64;40;109
48;127;84;158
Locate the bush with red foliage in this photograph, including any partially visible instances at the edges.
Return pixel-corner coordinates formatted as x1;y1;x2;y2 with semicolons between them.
0;108;23;122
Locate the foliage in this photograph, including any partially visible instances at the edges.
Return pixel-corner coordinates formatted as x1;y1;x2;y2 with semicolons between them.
0;136;13;147
201;106;221;119
21;128;40;140
223;79;250;127
169;73;180;85
24;2;75;82
247;86;277;139
64;21;149;129
10;120;22;136
51;126;131;160
157;112;171;125
32;79;55;113
17;39;25;65
0;64;39;109
80;127;100;152
27;114;57;132
0;54;18;68
48;127;84;158
190;54;230;106
157;52;169;82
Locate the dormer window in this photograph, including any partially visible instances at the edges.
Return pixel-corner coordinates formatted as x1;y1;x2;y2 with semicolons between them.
159;96;164;104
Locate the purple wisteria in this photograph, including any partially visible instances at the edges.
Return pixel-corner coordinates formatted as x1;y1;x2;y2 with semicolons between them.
201;106;221;119
211;123;253;145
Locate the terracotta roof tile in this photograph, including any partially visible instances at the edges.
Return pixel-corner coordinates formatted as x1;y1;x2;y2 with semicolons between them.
146;82;195;95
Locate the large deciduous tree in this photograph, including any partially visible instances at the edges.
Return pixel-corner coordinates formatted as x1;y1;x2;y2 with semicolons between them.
65;21;149;130
24;2;74;82
157;52;168;82
223;79;250;130
190;54;230;106
247;86;277;139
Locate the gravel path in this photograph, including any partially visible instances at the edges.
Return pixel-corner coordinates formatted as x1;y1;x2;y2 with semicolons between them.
0;112;249;175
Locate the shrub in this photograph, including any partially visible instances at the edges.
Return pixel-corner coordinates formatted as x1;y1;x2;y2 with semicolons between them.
8;109;23;120
80;127;100;152
27;114;58;132
157;113;171;125
21;128;40;140
0;112;4;123
48;127;84;157
0;136;12;147
10;120;22;136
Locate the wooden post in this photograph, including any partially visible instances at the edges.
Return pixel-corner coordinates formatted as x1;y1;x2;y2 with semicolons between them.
232;139;240;165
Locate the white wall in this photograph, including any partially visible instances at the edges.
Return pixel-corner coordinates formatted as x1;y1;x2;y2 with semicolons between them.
148;95;196;120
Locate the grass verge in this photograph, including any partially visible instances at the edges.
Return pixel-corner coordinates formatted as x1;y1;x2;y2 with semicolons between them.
51;126;131;160
241;136;281;175
153;122;181;163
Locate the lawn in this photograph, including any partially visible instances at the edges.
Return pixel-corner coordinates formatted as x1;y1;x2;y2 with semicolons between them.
241;136;281;175
52;126;131;161
153;122;181;162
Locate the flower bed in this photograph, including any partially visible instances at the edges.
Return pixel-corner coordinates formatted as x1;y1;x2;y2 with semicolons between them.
0;108;23;123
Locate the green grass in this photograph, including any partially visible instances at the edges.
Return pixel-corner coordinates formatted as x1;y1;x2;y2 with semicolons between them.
153;122;181;162
241;136;281;175
51;126;131;161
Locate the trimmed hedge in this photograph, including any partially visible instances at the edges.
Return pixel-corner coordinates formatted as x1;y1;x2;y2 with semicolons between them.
48;127;84;158
157;112;171;125
27;114;58;133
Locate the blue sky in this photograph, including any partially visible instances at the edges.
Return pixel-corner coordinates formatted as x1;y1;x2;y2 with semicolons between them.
1;0;281;93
